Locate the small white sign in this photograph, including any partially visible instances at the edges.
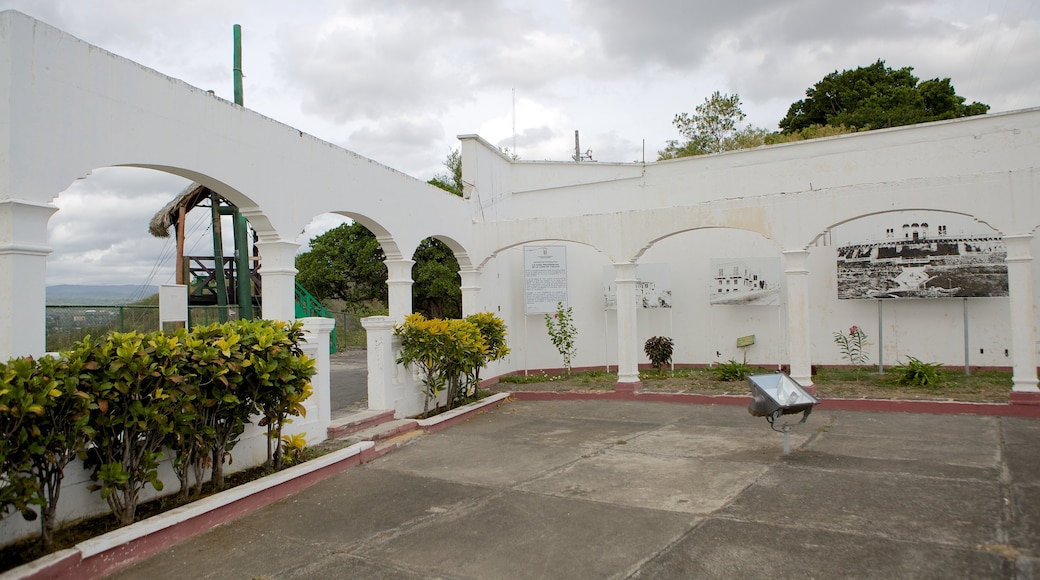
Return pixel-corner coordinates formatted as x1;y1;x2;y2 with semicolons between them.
159;284;188;324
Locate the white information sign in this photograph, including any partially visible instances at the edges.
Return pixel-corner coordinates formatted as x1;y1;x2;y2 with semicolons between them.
524;245;568;314
159;284;189;324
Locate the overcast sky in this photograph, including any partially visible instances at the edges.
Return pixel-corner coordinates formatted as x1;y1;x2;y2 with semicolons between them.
2;0;1037;288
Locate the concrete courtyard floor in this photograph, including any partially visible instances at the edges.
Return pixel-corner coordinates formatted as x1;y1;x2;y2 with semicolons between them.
109;399;1039;579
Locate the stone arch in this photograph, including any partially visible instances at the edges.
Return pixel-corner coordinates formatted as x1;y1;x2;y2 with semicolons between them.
818;208;1002;246
330;211;406;262
634;224;785;262
429;234;475;271
477;237;610;269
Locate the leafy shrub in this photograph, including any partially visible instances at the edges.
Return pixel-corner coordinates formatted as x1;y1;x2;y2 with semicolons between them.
83;331;182;525
1;319;316;536
280;433;307;467
17;352;94;547
242;320;316;470
893;356;943;387
643;336;674;370
544;302;577;374
712;359;753;382
395;312;510;417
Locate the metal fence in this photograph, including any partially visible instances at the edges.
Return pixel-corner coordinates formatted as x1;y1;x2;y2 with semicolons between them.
45;305;245;352
45;305;367;352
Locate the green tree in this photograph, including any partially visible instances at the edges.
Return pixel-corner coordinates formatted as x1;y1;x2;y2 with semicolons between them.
428;148;463;195
295;149;464;316
412;237;461;319
414;149;464;319
294;222;388;309
659;92;770;159
779;59;989;133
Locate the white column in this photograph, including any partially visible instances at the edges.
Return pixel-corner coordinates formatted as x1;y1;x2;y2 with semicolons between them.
384;258;415;323
362;315;426;418
299;316;336;442
1004;234;1040;395
614;263;642;392
361;316;396;412
0;199;58;359
255;239;300;321
460;268;481;316
782;250;814;388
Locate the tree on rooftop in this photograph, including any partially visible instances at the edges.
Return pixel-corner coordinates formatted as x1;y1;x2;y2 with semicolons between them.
659;91;770;159
778;59;989;133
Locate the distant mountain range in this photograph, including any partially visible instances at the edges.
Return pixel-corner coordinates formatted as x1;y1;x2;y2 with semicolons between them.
46;285;159;305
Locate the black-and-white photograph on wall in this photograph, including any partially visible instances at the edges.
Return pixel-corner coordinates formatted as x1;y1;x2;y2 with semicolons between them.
708;258;781;306
603;263;672;310
833;215;1008;299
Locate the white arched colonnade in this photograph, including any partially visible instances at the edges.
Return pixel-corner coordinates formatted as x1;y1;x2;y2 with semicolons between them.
0;10;472;361
460;108;1040;401
3;9;1040;425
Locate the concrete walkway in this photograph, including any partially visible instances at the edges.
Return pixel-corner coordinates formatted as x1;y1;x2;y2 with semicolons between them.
108;400;1039;579
329;348;368;419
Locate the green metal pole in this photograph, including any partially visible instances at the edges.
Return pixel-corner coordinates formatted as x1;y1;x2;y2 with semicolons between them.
234;211;253;319
233;25;243;106
211;193;229;322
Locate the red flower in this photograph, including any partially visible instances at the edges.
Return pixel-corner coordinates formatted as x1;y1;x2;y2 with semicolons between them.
849;325;859;335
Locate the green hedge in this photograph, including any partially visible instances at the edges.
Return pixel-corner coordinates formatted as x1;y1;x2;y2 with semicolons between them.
0;319;315;546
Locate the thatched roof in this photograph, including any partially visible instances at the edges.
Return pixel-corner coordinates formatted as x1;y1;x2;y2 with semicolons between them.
148;183;216;238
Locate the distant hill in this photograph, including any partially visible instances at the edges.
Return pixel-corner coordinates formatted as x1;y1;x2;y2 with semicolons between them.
47;285;159;305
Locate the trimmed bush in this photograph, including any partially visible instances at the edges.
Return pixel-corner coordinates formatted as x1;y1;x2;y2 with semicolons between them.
0;318;315;539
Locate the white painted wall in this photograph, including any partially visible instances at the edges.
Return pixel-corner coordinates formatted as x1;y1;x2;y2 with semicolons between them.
461;108;1040;382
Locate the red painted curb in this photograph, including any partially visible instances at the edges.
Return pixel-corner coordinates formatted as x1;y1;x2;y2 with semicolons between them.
327;410;395;439
421;394;512;434
71;452;367;580
505;390;1040;418
370;420;420;442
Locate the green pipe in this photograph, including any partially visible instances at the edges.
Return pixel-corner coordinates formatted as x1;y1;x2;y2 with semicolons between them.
234;210;253;319
233;24;243;106
211;192;229;322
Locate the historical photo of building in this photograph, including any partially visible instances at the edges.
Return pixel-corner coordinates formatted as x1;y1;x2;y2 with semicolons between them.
836;222;1009;299
709;258;781;306
603;263;672;309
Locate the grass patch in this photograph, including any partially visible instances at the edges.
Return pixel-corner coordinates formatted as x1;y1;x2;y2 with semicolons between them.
495;365;1014;403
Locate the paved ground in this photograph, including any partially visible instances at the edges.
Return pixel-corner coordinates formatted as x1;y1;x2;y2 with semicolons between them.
329;348;368;418
107;399;1040;579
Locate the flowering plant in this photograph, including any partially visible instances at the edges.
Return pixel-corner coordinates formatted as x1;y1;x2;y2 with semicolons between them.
833;325;869;365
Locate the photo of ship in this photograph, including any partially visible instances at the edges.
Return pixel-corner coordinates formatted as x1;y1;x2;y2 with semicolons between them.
836;222;1008;299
